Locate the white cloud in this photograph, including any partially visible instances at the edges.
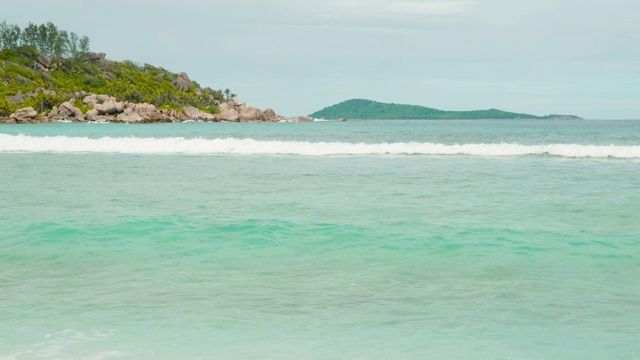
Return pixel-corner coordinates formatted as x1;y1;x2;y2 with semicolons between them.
274;0;472;21
334;0;472;17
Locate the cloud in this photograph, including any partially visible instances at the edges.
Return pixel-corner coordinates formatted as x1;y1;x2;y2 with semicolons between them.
332;0;472;17
272;0;472;24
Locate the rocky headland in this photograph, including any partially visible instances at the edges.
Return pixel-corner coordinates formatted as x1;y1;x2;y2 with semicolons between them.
2;93;286;124
1;21;309;124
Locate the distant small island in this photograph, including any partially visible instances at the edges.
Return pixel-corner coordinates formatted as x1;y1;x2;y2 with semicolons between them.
309;99;582;120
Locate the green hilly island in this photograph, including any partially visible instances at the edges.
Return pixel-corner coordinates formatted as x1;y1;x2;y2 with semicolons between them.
310;99;581;120
0;20;284;123
1;22;224;113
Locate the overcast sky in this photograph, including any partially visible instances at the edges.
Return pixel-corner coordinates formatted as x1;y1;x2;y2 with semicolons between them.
4;0;639;118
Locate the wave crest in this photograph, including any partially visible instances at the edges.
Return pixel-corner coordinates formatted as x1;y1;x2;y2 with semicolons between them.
1;134;639;158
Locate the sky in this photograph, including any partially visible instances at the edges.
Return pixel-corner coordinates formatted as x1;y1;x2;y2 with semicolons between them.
3;0;639;119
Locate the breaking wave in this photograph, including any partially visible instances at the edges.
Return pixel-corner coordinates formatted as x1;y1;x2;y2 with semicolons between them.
1;134;639;158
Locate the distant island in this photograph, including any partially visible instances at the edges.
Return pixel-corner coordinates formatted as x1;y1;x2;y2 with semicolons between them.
309;99;582;120
0;21;295;124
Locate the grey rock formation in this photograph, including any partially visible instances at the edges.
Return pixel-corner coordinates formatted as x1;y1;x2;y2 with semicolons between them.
239;106;261;121
6;92;25;104
172;72;191;92
55;101;84;120
10;107;39;124
182;106;215;121
295;116;313;122
217;103;240;122
260;109;278;122
85;109;99;121
84;52;106;63
116;113;144;122
94;98;124;115
33;55;53;72
215;98;283;122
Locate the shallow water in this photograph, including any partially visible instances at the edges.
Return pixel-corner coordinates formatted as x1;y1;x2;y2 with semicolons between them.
1;120;639;359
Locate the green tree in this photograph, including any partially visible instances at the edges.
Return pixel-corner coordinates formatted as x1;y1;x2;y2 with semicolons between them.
66;32;80;59
78;35;90;54
21;22;39;48
52;30;68;58
0;21;22;49
36;22;61;56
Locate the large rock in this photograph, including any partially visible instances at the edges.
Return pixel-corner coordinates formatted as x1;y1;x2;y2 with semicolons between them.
231;97;243;107
83;94;97;106
137;103;157;116
94;98;124;115
55;101;84;120
33;55;53;72
116;113;144;122
85;109;99;121
10;107;38;124
123;102;157;117
217;107;239;122
84;52;106;63
295;116;313;122
146;111;172;123
181;106;201;120
172;72;191;92
181;106;215;121
6;92;25;104
260;108;279;122
238;106;261;121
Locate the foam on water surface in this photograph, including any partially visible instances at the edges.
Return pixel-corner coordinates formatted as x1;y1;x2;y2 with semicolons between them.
1;133;640;158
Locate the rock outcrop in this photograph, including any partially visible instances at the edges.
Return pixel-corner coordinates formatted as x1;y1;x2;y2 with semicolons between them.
181;106;215;121
295;116;314;122
94;98;124;115
84;52;106;64
33;55;53;72
6;91;25;104
49;102;84;121
9;107;39;124
172;72;191;92
215;97;284;122
1;93;290;124
260;108;279;122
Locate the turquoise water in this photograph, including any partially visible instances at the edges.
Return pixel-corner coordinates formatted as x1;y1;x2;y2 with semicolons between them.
1;120;639;359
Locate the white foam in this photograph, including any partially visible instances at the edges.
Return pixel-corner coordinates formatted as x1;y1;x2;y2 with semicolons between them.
0;133;639;158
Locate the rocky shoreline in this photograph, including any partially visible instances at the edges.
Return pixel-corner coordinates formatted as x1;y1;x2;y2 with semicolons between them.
1;93;314;124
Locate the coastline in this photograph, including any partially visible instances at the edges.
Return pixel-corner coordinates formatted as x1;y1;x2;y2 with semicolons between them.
0;93;317;124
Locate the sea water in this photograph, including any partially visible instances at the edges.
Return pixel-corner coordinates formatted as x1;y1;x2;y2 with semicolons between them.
0;120;639;359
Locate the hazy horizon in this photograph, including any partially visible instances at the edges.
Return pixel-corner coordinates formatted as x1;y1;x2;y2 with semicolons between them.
3;0;639;119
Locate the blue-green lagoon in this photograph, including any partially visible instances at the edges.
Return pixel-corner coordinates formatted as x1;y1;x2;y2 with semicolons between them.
0;120;639;359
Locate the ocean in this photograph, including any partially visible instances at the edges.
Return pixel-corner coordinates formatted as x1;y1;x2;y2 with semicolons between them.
0;119;639;359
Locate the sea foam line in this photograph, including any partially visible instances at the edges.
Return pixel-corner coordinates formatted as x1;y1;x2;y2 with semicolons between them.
0;134;639;158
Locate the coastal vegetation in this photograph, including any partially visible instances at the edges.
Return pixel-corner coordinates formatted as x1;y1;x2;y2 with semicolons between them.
0;20;230;120
310;99;581;120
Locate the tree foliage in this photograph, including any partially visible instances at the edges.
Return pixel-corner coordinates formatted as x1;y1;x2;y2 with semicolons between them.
0;20;90;59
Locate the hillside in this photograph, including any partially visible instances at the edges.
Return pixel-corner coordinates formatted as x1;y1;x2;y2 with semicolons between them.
309;99;582;120
0;21;284;123
0;45;225;117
